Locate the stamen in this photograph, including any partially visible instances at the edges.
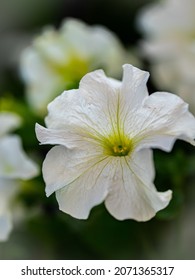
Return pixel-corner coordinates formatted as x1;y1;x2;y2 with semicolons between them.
102;134;133;157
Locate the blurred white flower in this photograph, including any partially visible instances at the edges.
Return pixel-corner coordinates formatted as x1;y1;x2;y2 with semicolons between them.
137;0;195;113
0;112;21;136
36;64;195;221
0;112;39;241
20;18;138;115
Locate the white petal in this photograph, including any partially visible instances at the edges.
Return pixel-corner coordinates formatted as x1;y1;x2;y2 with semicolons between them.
45;89;80;129
80;70;123;129
51;150;112;219
34;26;69;65
121;64;149;109
55;170;108;219
105;154;172;221
0;135;39;179
0;112;21;137
36;122;105;157
42;145;109;197
45;70;121;138
61;18;99;60
20;47;65;114
136;92;195;151
35;123;78;148
79;68;121;97
131;148;155;184
61;18;126;77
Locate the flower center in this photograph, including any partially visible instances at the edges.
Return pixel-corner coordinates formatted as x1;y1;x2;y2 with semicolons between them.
103;134;134;157
112;144;130;156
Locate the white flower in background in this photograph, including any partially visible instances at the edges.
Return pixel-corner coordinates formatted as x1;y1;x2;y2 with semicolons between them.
137;0;195;113
36;64;195;221
0;112;38;241
20;18;137;115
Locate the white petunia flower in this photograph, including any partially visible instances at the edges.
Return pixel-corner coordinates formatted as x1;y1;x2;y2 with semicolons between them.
0;112;39;241
20;18;137;115
36;64;195;221
137;0;195;113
